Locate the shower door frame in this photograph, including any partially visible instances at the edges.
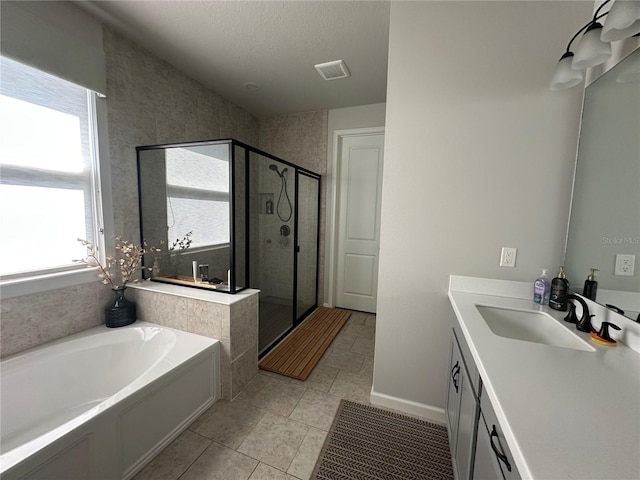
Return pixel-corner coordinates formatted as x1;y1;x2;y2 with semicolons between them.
231;140;321;358
136;138;320;357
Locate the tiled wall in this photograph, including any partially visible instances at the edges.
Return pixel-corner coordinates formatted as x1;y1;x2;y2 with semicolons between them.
104;27;260;241
130;287;259;400
259;110;329;305
0;26;260;359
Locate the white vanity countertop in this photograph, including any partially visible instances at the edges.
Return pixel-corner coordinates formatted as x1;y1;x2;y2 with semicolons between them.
448;276;640;480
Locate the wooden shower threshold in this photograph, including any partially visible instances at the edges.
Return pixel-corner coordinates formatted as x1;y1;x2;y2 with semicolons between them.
258;307;351;381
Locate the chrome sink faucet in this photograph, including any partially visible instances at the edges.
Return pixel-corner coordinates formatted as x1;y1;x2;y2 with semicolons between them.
557;294;595;333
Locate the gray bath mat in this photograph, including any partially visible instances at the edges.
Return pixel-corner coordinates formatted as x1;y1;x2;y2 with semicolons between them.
312;400;454;480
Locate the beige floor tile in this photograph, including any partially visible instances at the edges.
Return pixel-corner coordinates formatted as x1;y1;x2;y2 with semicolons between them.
320;348;365;373
289;389;342;431
316;346;334;366
329;370;373;404
365;315;376;328
190;399;266;449
181;441;258;480
343;323;375;340
292;365;339;393
330;331;357;351
287;427;327;480
242;375;307;417
238;412;309;471
350;337;374;355
346;312;367;325
132;430;210;480
249;463;297;479
359;355;375;379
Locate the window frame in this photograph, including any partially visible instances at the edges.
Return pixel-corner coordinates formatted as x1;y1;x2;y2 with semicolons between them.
0;89;113;299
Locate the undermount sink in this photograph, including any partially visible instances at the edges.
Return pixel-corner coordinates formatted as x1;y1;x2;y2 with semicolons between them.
475;305;595;352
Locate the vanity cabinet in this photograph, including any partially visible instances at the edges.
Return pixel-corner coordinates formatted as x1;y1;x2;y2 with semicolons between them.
446;330;479;480
446;324;520;480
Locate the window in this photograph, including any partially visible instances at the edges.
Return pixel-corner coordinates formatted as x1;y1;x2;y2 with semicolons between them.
166;146;230;249
0;56;103;278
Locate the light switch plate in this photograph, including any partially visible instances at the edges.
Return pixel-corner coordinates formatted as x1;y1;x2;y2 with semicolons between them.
614;254;635;276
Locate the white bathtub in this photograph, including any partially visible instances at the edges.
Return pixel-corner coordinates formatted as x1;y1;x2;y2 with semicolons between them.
0;322;220;480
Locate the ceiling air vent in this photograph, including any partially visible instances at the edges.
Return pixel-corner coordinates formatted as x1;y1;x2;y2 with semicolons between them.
314;60;350;81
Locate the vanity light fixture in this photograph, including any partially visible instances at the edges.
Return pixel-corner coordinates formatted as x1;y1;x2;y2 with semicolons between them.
571;1;612;70
550;14;607;90
551;0;640;90
601;0;640;41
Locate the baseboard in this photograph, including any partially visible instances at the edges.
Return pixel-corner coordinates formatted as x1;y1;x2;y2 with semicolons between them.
369;389;446;424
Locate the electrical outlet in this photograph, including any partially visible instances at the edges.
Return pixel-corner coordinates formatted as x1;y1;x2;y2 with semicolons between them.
614;254;635;276
500;247;517;267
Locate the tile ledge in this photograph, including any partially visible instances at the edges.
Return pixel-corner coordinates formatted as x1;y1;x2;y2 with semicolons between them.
131;282;259;305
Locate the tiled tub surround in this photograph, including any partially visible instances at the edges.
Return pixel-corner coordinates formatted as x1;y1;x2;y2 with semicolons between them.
130;282;259;400
1;322;219;480
0;282;113;359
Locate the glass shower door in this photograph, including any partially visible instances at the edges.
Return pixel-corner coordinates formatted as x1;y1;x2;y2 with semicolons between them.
295;172;319;320
254;155;295;354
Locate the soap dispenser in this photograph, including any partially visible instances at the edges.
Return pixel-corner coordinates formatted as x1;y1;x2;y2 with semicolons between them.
583;268;598;301
533;269;550;305
549;266;570;311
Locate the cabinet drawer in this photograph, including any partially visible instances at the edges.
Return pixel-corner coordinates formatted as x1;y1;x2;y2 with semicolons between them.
479;391;520;480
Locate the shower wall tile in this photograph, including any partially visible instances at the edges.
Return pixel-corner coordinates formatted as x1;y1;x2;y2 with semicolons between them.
3;25;260;358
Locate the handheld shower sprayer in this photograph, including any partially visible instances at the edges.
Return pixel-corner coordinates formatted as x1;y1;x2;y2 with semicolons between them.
268;164;292;221
269;164;288;178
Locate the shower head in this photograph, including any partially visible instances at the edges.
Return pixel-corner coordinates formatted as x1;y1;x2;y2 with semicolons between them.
269;164;285;178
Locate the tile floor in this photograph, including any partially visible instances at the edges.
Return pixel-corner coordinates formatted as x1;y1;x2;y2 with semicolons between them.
133;310;376;480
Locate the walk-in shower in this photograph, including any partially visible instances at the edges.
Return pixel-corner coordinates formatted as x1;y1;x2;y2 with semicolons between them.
136;139;320;356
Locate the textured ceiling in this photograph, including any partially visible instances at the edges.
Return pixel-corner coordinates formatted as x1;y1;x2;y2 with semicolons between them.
80;1;391;118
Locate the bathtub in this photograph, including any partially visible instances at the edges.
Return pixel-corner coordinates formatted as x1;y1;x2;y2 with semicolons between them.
0;322;220;480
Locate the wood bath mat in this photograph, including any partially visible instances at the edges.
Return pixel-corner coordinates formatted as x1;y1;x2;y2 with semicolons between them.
312;400;454;480
258;307;351;380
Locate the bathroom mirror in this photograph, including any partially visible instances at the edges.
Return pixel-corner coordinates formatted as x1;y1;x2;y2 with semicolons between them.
137;141;240;292
564;47;640;320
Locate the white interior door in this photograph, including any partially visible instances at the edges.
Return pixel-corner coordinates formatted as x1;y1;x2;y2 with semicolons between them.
335;133;384;313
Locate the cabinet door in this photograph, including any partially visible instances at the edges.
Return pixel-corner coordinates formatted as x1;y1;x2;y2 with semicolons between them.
473;416;505;480
456;365;479;480
480;391;521;480
445;333;463;458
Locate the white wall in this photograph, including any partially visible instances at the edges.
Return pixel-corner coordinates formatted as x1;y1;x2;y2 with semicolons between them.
372;1;591;418
325;103;386;305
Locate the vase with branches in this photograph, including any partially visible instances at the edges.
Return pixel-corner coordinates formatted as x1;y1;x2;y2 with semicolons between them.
78;237;160;327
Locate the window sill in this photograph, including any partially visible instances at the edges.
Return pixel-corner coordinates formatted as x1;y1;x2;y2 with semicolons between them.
0;267;100;299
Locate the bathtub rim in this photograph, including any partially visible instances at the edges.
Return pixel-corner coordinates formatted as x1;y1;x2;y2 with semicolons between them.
0;321;219;475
